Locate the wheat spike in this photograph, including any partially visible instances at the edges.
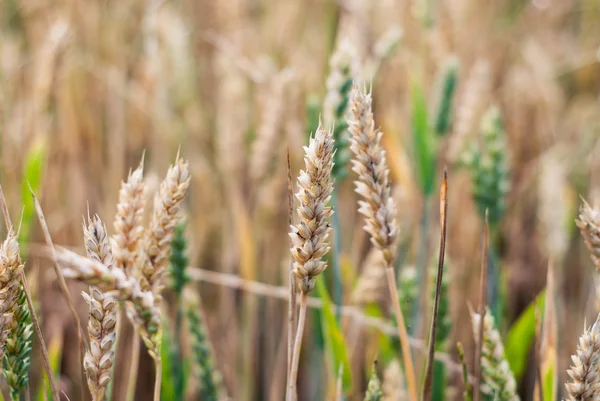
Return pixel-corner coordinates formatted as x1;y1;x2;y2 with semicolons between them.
472;310;519;401
112;158;146;276
565;313;600;400
382;359;407;401
141;157;191;297
82;215;118;401
289;121;335;293
364;361;383;401
0;232;32;400
352;249;387;305
347;85;399;267
576;200;600;271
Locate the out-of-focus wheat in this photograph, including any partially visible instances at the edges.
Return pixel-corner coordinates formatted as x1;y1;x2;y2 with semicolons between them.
576;200;600;271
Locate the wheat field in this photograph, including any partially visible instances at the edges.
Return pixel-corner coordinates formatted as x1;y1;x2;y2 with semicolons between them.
1;0;600;400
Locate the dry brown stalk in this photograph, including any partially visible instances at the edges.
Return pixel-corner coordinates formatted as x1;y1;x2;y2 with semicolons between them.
30;188;87;399
286;150;296;378
112;157;146;276
141;156;191;296
82;215;118;401
565;313;600;401
287;122;334;401
347;85;417;401
576;199;600;271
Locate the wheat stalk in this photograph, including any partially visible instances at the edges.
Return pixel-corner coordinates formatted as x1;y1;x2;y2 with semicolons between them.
565;313;600;401
347;84;417;401
82;215;118;401
287;121;334;401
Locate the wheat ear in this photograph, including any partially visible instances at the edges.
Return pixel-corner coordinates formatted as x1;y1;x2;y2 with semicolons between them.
287;122;334;401
113;158;146;276
576;200;600;271
112;158;146;401
82;215;118;401
472;310;519;401
0;231;33;401
141;156;191;296
347;85;417;401
564;314;600;400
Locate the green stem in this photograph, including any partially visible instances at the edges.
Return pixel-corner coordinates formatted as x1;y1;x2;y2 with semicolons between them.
331;190;343;323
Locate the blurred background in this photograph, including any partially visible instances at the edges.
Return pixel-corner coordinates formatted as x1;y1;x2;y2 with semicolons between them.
1;0;600;400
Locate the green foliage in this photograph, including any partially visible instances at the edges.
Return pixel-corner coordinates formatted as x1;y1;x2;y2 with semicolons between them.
505;291;545;381
433;59;459;137
20;138;46;254
364;361;383;401
187;303;220;401
36;336;62;401
398;266;418;333
331;75;353;181
431;262;451;401
456;343;472;401
543;362;555;401
169;223;189;297
315;276;352;392
411;78;437;197
167;222;190;401
161;324;177;401
461;107;510;226
4;286;32;401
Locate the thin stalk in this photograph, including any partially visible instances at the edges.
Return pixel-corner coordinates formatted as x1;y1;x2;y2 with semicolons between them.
412;196;432;336
487;241;501;324
126;330;141;401
173;298;184;400
422;169;448;401
106;305;124;401
21;273;60;401
331;189;342;323
153;357;162;401
286;150;296;377
473;210;489;401
386;267;418;401
0;186;59;401
287;292;308;401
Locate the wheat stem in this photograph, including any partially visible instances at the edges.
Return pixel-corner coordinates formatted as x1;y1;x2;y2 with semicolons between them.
287;292;308;401
385;267;418;401
125;331;141;401
154;357;162;401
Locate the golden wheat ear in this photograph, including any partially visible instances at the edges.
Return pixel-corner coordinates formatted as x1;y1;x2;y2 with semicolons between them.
82;214;118;401
564;314;600;400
